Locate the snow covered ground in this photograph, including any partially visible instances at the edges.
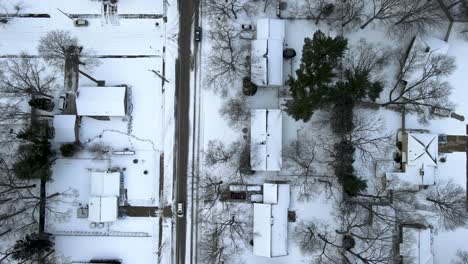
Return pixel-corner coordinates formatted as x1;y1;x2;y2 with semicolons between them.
0;0;176;263
194;1;468;264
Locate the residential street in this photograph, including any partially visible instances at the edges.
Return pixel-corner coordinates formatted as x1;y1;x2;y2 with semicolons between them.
175;0;194;263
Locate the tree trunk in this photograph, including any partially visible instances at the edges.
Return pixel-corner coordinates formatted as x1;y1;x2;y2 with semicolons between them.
360;17;375;29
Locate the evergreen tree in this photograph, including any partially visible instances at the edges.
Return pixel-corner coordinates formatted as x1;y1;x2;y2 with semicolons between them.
28;98;55;112
12;233;54;261
285;30;348;121
14;122;54;180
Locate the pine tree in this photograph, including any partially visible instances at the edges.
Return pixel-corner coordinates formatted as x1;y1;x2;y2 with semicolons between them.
12;233;54;261
285;30;348;122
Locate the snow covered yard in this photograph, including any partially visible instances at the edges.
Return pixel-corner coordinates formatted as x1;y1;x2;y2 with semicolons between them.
0;0;175;262
195;0;468;263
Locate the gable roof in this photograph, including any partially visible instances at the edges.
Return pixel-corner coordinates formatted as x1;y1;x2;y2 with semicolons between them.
250;109;282;171
253;183;290;258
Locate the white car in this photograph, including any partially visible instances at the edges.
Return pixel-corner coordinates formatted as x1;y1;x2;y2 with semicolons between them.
58;94;68;111
177;202;184;218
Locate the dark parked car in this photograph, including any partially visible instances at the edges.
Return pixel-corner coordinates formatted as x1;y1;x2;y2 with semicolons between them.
195;26;202;41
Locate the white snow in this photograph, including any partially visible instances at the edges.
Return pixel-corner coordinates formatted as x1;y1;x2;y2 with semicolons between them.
88;196;118;223
53;115;77;143
251;18;285;86
76;86;127;117
400;227;434;264
0;0;175;261
90;171;121;197
250;109;283;171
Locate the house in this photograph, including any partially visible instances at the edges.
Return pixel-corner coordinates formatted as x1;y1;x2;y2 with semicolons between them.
76;86;127;117
399;225;434;264
250;109;282;171
253;183;290;258
386;133;438;188
251;18;285;87
53;115;78;143
88;171;122;223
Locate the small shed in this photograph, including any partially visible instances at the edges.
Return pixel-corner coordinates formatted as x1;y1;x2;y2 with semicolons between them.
89;196;118;223
88;171;121;223
53;115;77;143
76;86;127;117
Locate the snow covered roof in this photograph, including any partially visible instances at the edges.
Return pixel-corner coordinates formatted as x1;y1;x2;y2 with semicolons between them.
390;133;439;186
251;19;284;87
256;18;285;40
250;109;282;171
253;183;290;258
253;203;272;257
76;86;126;116
406;133;438;167
400;227;433;264
90;171;121;197
53;115;77;143
89;196;118;223
263;183;278;204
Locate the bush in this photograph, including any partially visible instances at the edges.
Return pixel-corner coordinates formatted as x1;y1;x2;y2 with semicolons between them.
28;98;55;111
242;77;257;96
239;143;254;175
60;143;79;157
14;143;52;180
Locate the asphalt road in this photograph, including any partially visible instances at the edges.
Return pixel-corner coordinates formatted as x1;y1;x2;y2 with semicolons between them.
175;0;193;263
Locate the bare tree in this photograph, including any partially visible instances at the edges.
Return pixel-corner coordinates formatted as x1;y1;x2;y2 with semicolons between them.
360;0;444;34
219;93;250;128
294;203;396;264
198;172;226;211
202;0;254;20
294;221;332;255
37;30;100;70
290;0;335;22
283;137;336;200
199;226;230;264
86;142;111;160
454;250;468;264
388;0;444;36
0;1;24;22
0;100;53;124
382;46;455;123
204;140;241;167
0;55;57;99
205;20;248;94
360;0;403;29
344;40;391;77
261;0;274;12
338;0;365;28
347;114;392;167
423;180;467;230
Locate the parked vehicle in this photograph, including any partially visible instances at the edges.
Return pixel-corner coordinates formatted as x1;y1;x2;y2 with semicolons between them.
194;26;202;41
73;19;89;27
58;94;68;111
177;202;184;218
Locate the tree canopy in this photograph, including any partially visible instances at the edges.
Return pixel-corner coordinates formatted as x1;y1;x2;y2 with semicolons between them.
285;30;382;122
